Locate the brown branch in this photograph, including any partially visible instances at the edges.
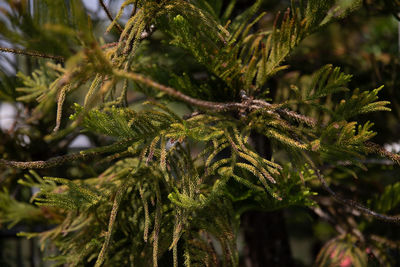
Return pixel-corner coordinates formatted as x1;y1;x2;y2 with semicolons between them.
310;164;400;223
365;141;400;166
114;69;316;125
0;47;64;62
99;0;123;33
100;24;154;50
114;69;248;111
0;152;94;169
0;139;133;169
101;42;119;49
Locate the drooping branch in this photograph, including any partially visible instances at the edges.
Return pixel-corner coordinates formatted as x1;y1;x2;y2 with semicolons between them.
0;47;65;62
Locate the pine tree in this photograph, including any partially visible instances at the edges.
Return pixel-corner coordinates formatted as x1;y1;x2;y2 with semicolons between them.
0;0;400;266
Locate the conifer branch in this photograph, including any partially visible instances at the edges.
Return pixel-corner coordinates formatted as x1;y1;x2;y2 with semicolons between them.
114;69;247;111
0;47;65;62
0;140;132;169
2;1;395;265
114;69;316;126
153;182;162;267
99;0;124;33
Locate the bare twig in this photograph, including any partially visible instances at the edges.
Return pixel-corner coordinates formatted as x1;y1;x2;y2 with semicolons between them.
99;0;123;33
310;164;400;223
0;47;64;62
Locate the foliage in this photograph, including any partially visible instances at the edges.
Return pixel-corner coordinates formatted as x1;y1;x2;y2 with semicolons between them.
0;0;400;266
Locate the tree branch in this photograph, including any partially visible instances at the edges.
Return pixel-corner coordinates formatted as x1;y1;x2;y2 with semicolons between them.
101;42;119;49
365;141;400;166
0;140;132;169
94;184;126;267
114;69;317;127
114;69;248;111
0;152;94;169
0;47;64;62
99;0;123;33
310;164;400;223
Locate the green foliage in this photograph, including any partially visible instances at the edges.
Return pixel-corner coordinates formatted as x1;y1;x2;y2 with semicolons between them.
335;86;391;120
369;182;400;214
16;65;62;119
0;0;399;266
0;189;43;228
305;64;352;100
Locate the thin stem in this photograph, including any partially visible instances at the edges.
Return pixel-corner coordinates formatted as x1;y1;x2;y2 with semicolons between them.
152;182;162;267
0;47;64;62
99;0;124;33
131;0;138;18
309;162;400;223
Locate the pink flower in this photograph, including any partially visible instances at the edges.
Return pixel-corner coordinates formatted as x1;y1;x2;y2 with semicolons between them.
339;256;352;267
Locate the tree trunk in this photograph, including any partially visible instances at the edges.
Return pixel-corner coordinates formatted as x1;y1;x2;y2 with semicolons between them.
241;133;294;267
241;210;294;267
